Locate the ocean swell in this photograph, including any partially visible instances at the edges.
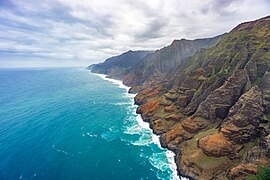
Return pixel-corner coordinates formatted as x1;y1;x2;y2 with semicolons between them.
92;72;185;180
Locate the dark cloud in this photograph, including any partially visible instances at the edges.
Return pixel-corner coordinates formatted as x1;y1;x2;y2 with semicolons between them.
0;0;269;67
134;18;167;40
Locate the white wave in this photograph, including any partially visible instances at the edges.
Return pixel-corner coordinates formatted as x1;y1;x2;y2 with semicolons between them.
130;133;153;146
112;102;131;105
92;72;182;180
127;105;181;179
92;73;130;92
166;150;188;180
87;132;98;137
149;152;169;172
134;115;181;179
134;115;165;149
135;115;150;129
124;123;142;135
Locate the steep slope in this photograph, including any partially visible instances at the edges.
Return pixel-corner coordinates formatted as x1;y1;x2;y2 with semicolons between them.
123;34;225;92
135;16;270;179
88;50;152;79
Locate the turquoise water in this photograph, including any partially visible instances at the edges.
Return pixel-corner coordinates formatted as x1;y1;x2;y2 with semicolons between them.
0;68;178;180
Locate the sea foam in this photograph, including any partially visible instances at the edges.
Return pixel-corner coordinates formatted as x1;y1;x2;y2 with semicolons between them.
92;72;187;180
52;145;73;156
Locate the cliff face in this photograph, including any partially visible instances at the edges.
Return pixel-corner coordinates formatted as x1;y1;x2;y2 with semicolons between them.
135;16;270;179
88;50;152;79
122;34;225;93
88;15;270;179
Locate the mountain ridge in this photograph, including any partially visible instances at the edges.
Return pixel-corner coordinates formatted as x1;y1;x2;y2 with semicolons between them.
88;15;270;179
88;50;153;79
122;34;226;93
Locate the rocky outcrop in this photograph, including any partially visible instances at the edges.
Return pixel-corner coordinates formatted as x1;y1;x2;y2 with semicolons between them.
227;135;270;179
160;123;193;151
198;132;237;158
137;99;160;120
122;34;226;89
228;163;257;179
193;69;248;121
88;16;270;180
220;86;264;144
136;16;270;180
198;86;264;158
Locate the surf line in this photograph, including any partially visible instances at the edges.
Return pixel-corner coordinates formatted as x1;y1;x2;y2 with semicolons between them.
91;72;182;180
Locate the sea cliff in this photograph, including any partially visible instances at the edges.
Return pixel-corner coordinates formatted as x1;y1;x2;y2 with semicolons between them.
88;16;270;179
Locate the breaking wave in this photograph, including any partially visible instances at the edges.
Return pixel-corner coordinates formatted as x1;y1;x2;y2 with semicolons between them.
92;72;184;180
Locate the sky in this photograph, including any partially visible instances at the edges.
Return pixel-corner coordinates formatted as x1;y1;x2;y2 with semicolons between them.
0;0;269;68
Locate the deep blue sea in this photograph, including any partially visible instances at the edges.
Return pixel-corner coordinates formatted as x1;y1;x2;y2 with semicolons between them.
0;68;180;180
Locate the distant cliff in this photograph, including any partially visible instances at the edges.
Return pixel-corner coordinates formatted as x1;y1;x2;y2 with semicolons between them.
135;16;270;179
88;15;270;179
122;34;226;92
88;50;153;79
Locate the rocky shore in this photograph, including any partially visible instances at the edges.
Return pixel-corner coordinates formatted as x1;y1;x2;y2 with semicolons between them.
89;16;270;179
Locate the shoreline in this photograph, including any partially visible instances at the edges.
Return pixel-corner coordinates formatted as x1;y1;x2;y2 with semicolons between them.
91;72;182;180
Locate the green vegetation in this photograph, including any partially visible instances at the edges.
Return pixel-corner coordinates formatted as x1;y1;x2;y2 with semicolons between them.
263;114;270;121
182;126;233;171
247;165;270;180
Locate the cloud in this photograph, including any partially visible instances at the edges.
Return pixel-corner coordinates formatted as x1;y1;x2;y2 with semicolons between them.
0;0;269;67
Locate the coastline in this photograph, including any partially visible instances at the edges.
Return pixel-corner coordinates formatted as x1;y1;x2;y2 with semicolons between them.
91;72;182;180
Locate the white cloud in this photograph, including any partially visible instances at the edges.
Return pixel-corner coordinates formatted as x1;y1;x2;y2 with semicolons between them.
0;0;269;67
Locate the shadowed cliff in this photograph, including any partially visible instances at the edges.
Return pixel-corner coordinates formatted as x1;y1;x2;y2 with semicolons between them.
135;15;270;179
88;15;270;179
122;34;226;92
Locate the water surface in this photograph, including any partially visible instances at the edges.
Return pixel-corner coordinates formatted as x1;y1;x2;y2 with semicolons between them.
0;68;178;179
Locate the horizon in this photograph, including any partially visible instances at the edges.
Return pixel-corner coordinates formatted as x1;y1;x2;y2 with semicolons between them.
0;4;270;180
0;0;269;68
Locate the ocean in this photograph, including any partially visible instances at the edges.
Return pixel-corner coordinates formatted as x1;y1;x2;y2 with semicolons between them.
0;68;182;180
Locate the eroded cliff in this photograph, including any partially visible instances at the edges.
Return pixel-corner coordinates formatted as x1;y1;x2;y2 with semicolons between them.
134;16;270;179
89;16;270;179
